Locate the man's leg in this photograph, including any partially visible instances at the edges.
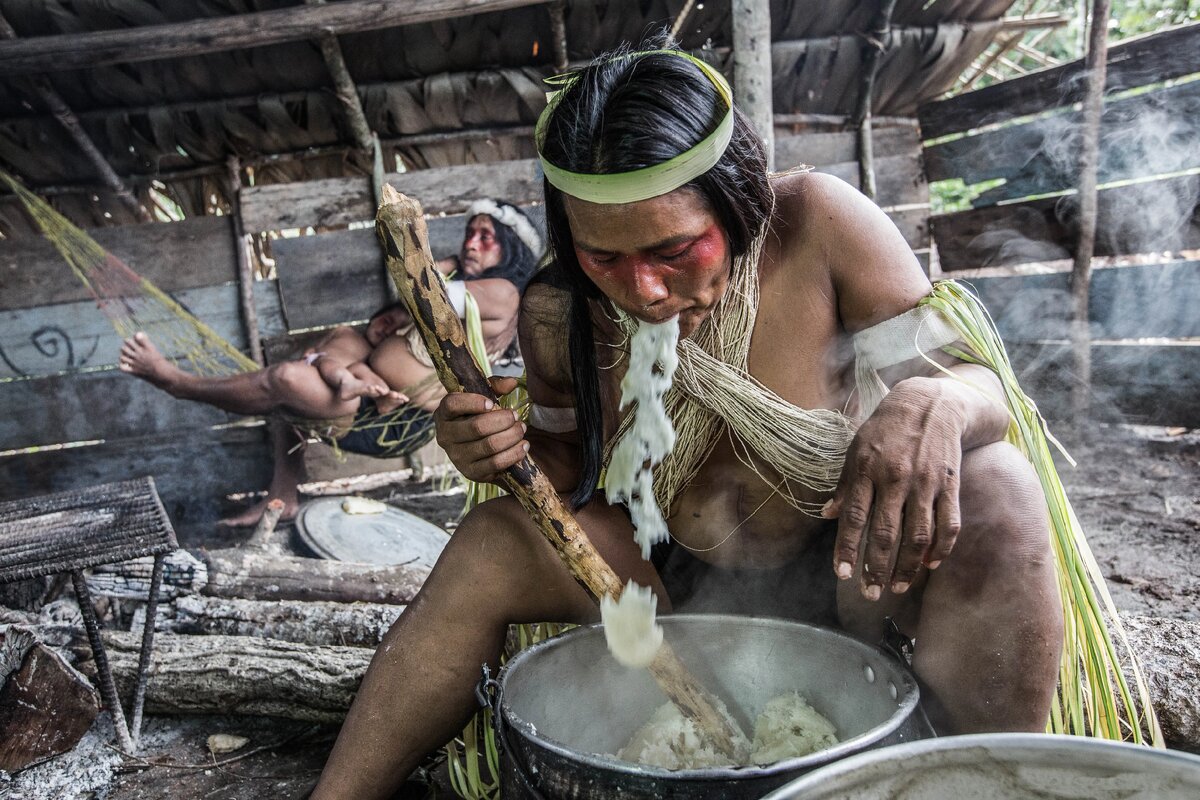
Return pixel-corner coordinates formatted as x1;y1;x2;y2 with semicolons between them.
310;495;662;800
837;441;1063;733
221;421;307;528
120;332;360;419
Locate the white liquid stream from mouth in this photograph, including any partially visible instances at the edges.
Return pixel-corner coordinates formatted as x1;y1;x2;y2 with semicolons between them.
601;317;678;668
605;316;680;560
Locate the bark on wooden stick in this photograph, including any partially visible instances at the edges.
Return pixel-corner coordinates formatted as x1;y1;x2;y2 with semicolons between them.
374;185;744;757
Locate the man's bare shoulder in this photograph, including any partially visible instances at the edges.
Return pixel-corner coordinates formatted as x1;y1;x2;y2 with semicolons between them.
772;170;929;332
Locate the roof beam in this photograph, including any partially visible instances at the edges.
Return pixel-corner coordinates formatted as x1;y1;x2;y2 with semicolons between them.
0;0;548;76
0;12;151;222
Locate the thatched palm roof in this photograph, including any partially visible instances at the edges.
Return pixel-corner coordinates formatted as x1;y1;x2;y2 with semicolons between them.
0;0;1018;233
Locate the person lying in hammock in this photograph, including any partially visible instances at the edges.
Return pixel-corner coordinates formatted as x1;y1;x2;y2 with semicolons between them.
310;43;1070;799
119;199;543;526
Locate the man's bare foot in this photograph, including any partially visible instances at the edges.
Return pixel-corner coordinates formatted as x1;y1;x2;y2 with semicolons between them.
119;332;186;392
374;390;409;415
219;495;300;528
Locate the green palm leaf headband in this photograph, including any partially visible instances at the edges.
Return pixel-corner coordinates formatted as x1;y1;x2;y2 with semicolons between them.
535;50;735;204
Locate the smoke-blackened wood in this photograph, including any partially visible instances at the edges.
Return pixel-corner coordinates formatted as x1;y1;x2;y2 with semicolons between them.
0;216;237;311
922;80;1200;194
375;186;745;758
930;173;1200;271
201;548;428;605
1121;615;1200;752
0;0;550;76
918;22;1200;139
0;627;100;772
166;595;404;647
102;630;367;723
240;158;542;234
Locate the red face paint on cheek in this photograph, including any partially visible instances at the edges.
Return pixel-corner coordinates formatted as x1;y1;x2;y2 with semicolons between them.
669;223;726;276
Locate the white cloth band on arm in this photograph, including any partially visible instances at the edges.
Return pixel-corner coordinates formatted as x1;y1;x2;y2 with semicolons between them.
852;305;962;418
529;403;577;433
445;281;468;317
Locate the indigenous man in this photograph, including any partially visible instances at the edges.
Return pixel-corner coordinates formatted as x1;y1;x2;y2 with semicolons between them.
120;199;543;525
310;47;1063;798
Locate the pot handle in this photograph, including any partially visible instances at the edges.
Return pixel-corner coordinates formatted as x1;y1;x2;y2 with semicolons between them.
881;617;938;739
476;664;551;800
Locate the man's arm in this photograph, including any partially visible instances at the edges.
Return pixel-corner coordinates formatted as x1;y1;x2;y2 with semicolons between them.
796;173;1010;598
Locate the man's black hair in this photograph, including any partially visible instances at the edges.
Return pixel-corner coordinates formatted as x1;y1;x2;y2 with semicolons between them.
538;38;774;509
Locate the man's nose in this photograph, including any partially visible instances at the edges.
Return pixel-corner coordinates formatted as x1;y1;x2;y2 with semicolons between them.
625;262;669;308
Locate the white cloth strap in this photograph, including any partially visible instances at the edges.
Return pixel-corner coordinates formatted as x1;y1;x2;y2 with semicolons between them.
852;305;961;417
529;403;577;433
445;281;468;317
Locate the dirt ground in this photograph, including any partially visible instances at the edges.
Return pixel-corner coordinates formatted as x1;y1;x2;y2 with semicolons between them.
4;422;1196;800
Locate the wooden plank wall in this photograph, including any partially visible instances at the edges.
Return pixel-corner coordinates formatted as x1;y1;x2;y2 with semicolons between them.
0;126;927;529
918;23;1200;427
261;128;928;332
0;216;283;529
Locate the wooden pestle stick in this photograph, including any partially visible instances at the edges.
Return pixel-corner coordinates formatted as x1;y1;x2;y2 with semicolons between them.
374;185;743;757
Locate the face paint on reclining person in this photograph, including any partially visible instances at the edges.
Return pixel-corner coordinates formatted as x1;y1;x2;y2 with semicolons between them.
459;215;503;277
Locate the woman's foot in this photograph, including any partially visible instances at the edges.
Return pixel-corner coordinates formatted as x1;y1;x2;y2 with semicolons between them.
219;495;300;529
119;332;186;392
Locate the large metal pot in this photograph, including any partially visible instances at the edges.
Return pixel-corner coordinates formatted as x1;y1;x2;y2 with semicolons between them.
486;614;925;799
760;733;1200;799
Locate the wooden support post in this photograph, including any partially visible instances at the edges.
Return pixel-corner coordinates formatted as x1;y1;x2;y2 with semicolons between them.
548;1;569;73
305;0;376;152
732;0;774;171
376;187;746;758
1070;0;1112;422
852;0;897;202
0;13;151;223
227;157;265;366
670;0;699;40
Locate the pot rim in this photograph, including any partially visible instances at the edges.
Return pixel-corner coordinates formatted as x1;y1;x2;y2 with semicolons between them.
496;613;920;780
757;732;1200;798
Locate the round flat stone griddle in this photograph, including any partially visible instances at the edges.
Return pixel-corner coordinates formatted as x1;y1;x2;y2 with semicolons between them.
294;497;450;567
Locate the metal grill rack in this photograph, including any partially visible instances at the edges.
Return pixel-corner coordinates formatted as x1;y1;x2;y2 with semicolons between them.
0;476;178;753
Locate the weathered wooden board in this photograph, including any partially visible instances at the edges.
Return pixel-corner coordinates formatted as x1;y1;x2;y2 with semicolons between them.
240;159;543;234
272;208;544;331
1010;341;1200;428
0;280;283;380
924;80;1200;201
817;152;929;214
966;262;1200;342
774;125;919;170
243;129;922;235
0;216;237;311
0;427;272;531
0;369;244;451
931;174;1200;271
918;23;1200;139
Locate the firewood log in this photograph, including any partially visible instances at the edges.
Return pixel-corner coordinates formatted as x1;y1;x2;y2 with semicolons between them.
201;548;428;605
0;627;99;771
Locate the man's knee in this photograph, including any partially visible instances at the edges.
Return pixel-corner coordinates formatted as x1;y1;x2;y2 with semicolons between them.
267;360;315;397
958;441;1051;564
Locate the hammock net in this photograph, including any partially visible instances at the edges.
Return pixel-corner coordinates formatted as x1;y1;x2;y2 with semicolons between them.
1;170;257;378
1;169;474;459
